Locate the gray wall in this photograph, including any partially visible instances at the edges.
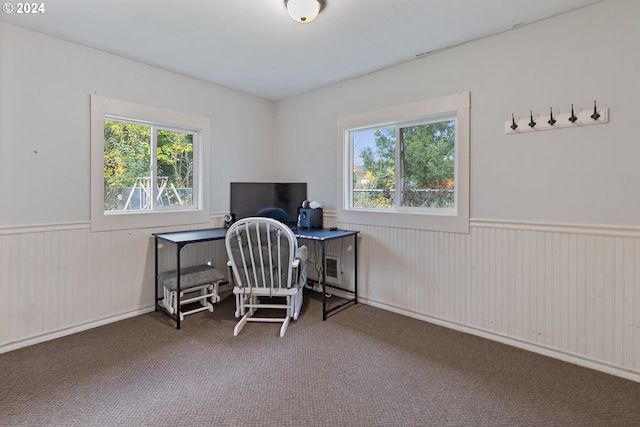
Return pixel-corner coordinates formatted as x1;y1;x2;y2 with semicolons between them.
3;0;640;381
0;22;276;227
273;0;640;381
275;0;640;227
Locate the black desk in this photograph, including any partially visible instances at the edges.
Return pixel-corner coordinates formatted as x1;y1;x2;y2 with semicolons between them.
153;227;359;327
294;228;359;320
153;228;227;329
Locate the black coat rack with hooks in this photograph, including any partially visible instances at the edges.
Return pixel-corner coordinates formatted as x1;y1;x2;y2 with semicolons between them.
547;107;556;126
506;101;608;134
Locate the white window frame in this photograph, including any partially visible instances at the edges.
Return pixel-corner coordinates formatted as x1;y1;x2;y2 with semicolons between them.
338;92;470;233
90;95;210;232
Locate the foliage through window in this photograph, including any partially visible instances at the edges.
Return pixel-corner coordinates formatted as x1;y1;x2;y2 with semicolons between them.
350;116;456;211
338;92;469;233
103;119;195;212
90;95;210;232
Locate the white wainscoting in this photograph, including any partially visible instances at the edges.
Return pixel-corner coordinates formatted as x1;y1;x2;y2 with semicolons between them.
337;218;640;382
2;216;640;382
0;218;229;353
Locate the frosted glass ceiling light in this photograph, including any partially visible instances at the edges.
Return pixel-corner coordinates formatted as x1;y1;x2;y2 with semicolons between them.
284;0;326;23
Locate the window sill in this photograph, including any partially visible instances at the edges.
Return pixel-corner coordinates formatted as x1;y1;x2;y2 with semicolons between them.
339;208;469;234
90;208;210;232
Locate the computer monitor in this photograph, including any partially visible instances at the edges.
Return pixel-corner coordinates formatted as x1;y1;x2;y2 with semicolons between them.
229;182;307;227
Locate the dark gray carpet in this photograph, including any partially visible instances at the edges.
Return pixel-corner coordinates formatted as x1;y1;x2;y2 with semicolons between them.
1;292;640;426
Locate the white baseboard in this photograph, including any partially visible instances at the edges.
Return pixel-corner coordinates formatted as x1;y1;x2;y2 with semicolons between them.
0;306;156;355
359;297;640;384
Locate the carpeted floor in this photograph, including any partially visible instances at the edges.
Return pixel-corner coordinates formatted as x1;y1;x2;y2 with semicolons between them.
1;292;640;426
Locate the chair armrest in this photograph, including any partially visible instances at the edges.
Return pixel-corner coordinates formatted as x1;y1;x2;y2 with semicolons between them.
226;261;236;286
293;245;308;287
295;245;308;262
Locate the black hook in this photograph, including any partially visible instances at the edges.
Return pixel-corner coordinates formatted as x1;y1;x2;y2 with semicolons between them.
528;110;536;128
547;107;556;126
510;113;518;130
569;104;578;123
591;100;600;120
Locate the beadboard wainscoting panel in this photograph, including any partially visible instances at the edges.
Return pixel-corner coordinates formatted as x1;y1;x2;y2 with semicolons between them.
2;216;640;381
338;220;640;381
0;218;229;353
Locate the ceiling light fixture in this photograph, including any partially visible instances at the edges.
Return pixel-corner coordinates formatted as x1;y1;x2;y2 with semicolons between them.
284;0;326;23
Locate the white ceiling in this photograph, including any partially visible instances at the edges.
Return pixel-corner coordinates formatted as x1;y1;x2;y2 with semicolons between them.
1;0;602;101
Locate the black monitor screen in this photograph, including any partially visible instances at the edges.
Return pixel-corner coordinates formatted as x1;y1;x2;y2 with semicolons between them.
230;182;307;227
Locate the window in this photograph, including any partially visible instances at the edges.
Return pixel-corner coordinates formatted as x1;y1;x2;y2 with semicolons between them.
91;95;210;231
338;92;469;233
350;115;456;211
103;119;195;211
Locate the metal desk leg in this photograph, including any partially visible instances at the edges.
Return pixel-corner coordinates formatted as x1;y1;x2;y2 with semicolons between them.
154;237;159;312
321;239;327;321
353;233;358;305
176;244;183;330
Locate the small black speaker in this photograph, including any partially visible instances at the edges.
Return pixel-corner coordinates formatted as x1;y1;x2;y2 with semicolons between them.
224;213;235;229
299;208;322;228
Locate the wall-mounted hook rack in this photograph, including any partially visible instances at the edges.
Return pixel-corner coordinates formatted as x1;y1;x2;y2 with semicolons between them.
569;104;578;123
505;103;608;135
547;107;556;126
590;100;601;120
510;113;518;130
